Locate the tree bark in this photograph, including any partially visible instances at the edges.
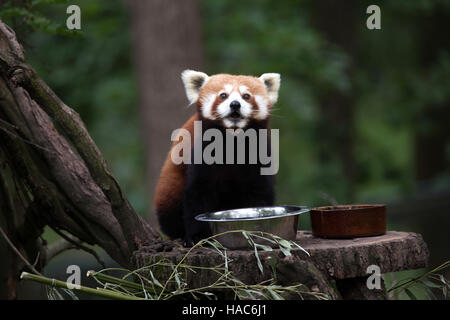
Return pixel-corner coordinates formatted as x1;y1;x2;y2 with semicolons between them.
124;0;204;230
414;5;450;182
0;19;158;296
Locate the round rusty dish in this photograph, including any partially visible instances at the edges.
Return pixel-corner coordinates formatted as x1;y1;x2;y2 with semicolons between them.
310;204;386;238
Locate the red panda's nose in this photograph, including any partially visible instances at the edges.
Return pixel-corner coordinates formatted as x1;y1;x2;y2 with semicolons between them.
230;100;241;111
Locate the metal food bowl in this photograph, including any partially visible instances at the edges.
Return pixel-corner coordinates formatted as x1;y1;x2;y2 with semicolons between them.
195;205;309;249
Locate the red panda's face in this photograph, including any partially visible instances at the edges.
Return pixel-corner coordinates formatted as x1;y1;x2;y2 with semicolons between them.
182;71;280;129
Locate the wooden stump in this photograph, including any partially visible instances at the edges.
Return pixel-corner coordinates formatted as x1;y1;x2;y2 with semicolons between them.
132;231;429;300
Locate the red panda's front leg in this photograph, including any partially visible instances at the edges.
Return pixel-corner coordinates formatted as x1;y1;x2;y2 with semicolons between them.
182;163;213;247
154;154;188;239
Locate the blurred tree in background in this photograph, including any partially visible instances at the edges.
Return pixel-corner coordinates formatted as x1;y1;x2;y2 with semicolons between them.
0;0;449;298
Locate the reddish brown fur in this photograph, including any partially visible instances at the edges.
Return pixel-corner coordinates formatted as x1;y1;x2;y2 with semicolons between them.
153;113;198;214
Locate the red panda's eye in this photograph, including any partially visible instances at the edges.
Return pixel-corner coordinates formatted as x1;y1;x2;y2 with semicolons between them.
219;93;228;100
242;93;251;100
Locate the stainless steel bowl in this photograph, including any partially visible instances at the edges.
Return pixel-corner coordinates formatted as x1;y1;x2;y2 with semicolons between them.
195;205;309;249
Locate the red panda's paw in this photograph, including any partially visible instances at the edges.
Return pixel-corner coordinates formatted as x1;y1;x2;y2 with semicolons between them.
182;238;195;248
183;236;201;248
183;229;211;247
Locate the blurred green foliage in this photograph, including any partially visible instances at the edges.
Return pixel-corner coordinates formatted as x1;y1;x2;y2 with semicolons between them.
1;0;148;214
202;0;450;208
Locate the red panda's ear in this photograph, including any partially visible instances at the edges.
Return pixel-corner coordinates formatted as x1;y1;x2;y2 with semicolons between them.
181;70;209;104
259;73;281;105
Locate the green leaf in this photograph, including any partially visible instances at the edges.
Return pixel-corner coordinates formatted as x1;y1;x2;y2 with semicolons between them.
250;233;277;244
424;287;437;300
148;270;163;288
439;274;447;285
279;246;292;257
254;245;264;273
224;250;229;273
420;279;442;289
204;240;225;257
211;239;226;249
291;241;310;256
267;289;284;300
278;239;293;249
267;256;277;281
174;272;181;289
404;288;417;300
201;292;217;300
255;243;273;251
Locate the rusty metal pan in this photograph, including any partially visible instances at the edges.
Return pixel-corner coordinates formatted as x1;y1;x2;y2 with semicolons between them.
310;204;386;238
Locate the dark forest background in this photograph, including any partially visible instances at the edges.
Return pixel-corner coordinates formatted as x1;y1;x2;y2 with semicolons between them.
0;0;449;299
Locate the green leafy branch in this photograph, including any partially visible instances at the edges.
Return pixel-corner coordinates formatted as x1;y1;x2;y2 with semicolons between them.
0;0;82;37
20;230;328;300
387;260;450;300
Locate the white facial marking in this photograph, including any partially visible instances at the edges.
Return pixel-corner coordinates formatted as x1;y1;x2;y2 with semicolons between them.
201;94;216;120
217;91;252;119
223;119;234;129
236;119;248;128
223;118;248;130
239;85;249;94
254;95;269;120
224;84;233;94
217;99;231;118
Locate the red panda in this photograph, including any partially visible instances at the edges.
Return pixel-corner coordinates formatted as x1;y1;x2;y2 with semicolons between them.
154;70;281;246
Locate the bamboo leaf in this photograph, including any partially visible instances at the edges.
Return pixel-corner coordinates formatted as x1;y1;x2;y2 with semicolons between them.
254;245;264;273
291;241;310;256
267;289;284;300
279;246;291;257
420;279;442;289
255;243;273;251
250;233;277;244
278;239;293;249
174;272;181;289
204;240;225;257
404;288;417;300
424;287;437;300
148;269;163;288
224;250;228;273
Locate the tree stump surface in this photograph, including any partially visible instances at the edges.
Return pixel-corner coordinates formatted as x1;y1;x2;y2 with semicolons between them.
296;231;429;279
132;231;429;299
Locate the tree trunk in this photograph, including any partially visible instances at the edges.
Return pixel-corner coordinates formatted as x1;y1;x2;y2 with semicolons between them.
414;6;450;183
124;0;204;230
312;0;359;202
0;19;158;296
